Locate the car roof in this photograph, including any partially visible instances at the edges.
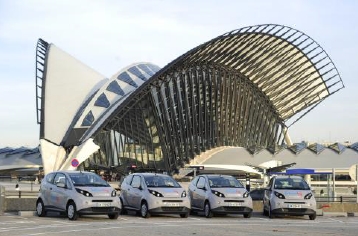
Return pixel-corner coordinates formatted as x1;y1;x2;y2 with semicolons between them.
47;170;94;175
201;174;234;178
274;175;303;179
132;173;170;177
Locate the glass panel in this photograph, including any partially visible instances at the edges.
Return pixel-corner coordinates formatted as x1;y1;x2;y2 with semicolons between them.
117;72;138;88
94;93;110;108
128;66;148;81
81;111;94;126
106;80;125;96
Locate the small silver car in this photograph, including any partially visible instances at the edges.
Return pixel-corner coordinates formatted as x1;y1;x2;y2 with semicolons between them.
263;175;316;220
188;174;253;218
36;170;121;220
120;173;190;218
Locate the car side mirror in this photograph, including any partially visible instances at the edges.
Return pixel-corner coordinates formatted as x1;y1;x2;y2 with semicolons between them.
198;186;206;191
56;182;66;188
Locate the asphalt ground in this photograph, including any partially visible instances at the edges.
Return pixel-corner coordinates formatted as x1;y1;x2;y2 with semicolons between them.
1;212;358;236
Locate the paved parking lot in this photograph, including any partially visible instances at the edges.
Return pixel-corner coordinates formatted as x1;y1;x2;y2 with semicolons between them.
1;212;358;236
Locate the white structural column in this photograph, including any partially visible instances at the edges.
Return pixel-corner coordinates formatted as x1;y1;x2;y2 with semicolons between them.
39;139;67;174
60;138;100;171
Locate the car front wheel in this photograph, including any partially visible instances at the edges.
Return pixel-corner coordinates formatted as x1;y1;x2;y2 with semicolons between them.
140;202;150;218
268;203;274;219
67;201;79;221
309;213;316;220
108;213;119;219
243;212;252;218
204;202;213;218
36;200;46;217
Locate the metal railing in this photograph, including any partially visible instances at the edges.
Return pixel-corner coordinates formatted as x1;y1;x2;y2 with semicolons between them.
315;196;357;203
5;190;38;198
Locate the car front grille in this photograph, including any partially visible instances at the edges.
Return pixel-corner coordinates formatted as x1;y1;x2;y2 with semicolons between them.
162;200;183;203
161;207;185;212
91;207;117;212
224;200;244;203
223;207;246;212
92;200;113;202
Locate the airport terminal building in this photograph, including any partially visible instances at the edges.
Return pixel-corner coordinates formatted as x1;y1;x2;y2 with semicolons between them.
31;24;349;178
4;23;357;193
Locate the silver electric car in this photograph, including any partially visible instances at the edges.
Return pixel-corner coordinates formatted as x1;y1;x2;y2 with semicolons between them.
188;174;253;218
120;173;190;218
36;170;121;220
263;175;316;220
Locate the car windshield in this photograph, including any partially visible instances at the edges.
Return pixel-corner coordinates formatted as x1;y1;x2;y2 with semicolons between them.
144;175;181;188
274;178;310;190
208;176;244;188
69;172;110;187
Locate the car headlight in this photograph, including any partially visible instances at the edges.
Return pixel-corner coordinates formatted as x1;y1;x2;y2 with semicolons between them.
211;190;225;198
304;192;313;199
274;191;285;199
75;188;93;197
243;191;250;198
111;190;117;197
148;189;164;197
181;190;187;198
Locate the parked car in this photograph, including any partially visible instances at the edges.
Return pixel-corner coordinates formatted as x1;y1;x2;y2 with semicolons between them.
249;188;265;201
36;170;121;220
188;174;253;218
263;175;316;220
120;173;190;218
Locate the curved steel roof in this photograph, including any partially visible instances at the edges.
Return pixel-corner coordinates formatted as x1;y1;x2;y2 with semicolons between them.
35;24;345;173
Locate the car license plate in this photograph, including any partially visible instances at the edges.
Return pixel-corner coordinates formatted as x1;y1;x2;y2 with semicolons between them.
98;203;111;207
166;203;180;207
228;202;242;207
288;204;301;208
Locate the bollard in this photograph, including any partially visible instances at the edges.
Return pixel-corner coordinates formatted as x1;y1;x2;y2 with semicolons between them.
18;191;21;198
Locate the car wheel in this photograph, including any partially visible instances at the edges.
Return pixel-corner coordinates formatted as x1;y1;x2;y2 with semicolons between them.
204;202;213;218
119;198;127;215
140;202;150;218
36;200;46;217
268;203;274;219
243;212;252;218
309;213;316;220
67;201;79;221
108;213;119;219
180;212;189;218
190;209;197;215
263;206;268;216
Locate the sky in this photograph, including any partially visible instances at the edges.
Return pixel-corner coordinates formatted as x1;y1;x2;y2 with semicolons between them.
0;0;357;148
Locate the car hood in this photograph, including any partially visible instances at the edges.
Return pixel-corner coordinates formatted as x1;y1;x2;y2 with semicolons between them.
211;187;247;198
149;187;185;198
275;190;313;200
76;186;114;197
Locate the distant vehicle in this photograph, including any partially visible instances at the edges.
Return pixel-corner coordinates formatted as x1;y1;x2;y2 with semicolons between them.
188;174;253;218
263;175;316;220
120;173;190;218
36;170;121;220
249;188;265;201
18;176;37;182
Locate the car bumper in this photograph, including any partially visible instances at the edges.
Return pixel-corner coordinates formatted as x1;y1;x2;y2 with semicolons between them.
149;206;190;215
271;208;316;216
78;206;121;215
211;206;253;214
75;197;121;215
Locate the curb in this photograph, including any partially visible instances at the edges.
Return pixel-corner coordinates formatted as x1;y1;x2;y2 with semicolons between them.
18;211;36;216
322;212;348;217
